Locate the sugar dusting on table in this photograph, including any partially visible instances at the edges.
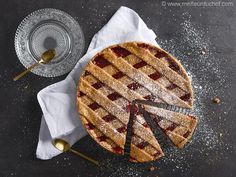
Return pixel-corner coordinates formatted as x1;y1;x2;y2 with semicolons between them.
157;13;234;174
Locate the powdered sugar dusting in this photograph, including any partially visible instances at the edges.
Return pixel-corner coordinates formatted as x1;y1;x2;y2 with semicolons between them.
156;12;234;174
97;157;145;177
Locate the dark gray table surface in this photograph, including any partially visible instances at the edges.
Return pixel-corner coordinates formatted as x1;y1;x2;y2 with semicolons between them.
0;0;236;177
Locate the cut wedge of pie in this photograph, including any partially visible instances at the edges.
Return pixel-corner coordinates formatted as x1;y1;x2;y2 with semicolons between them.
144;105;198;149
129;107;164;162
77;42;198;162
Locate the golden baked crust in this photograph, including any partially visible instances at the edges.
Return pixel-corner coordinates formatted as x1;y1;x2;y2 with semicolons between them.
129;110;164;162
77;42;197;162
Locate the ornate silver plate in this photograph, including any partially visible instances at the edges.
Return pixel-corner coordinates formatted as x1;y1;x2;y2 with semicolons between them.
15;8;85;77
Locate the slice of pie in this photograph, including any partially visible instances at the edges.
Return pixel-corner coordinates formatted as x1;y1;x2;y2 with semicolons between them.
77;42;198;162
144;105;198;149
129;106;164;162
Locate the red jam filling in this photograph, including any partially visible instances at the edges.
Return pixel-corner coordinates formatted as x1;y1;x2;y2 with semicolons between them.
166;57;180;71
125;103;139;114
126;103;131;113
84;70;90;76
93;55;110;68
112;46;131;58
133;104;139;114
92;82;104;89
133;61;147;69
79;91;85;97
112;71;125;79
102;114;116;122
88;102;100;110
152;115;162;124
155;51;181;72
107;92;122;101
112;146;123;154
136;141;149;149
137;43;158;53
153;150;162;157
180;93;191;101
142;122;149;128
86;123;95;130
117;126;127;133
97;135;107;142
148;71;162;80
143;95;155;101
165;123;178;132
166;83;177;90
154;51;166;58
127;82;141;90
137;43;151;49
183;131;191;138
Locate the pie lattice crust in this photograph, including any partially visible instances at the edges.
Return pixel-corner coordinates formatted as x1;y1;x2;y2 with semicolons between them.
77;42;198;162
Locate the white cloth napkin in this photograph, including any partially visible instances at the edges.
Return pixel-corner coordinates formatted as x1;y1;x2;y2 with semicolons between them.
36;6;159;160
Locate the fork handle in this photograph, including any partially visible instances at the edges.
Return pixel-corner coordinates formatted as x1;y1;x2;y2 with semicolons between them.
69;148;99;166
13;62;39;81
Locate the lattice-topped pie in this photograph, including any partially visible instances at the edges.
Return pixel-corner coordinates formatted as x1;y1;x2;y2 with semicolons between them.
77;42;198;162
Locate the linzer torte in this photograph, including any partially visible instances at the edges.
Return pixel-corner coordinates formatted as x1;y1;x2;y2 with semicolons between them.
77;42;198;162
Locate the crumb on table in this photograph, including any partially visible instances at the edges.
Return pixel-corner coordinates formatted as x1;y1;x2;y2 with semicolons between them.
212;97;220;104
219;133;223;137
149;166;157;171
